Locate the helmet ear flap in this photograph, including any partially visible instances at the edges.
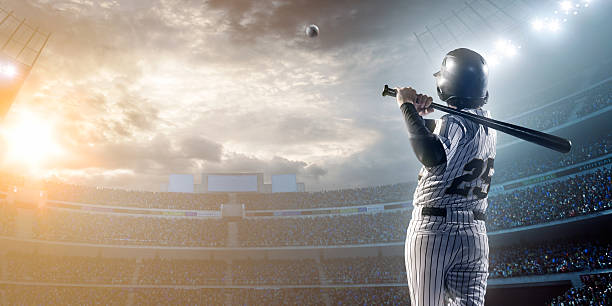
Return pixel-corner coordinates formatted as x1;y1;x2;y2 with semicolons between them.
436;86;449;102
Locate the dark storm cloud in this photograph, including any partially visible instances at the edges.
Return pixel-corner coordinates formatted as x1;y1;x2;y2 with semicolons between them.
204;0;436;49
54;133;223;176
303;163;327;180
318;133;420;188
201;153;326;182
180;136;223;162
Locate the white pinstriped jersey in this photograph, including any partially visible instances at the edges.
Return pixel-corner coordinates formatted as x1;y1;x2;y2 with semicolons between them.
413;108;497;212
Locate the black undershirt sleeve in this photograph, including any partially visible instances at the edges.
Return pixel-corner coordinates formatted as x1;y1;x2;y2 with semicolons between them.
400;103;447;167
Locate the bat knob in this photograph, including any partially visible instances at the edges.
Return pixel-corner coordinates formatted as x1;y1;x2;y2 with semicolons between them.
382;85;397;97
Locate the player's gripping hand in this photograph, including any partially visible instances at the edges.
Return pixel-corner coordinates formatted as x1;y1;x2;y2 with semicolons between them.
395;87;434;116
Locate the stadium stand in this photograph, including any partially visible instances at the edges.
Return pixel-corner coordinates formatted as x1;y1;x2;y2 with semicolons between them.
548;272;612;306
0;237;608;286
236;183;415;210
237;210;410;247
0;286;412;305
232;259;320;285
33;210;227;247
5;253;136;284
487;167;612;231
133;288;225;305
0;286;131;305
496;79;611;145
321;257;406;284
138;258;227;285
489;239;612;279
326;287;410;305
44;182;227;210
0;204;16;236
7;165;605;248
0;285;414;305
493;132;611;184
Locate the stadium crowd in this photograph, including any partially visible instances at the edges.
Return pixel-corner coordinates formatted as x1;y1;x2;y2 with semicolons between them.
0;286;131;305
232;259;319;285
321;256;406;284
239;167;610;246
0;236;607;305
548;272;612;306
11;166;607;248
138;258;227;285
33;210;227;247
0;203;16;236
237;210;410;246
0;286;410;305
137;287;410;305
489;239;612;278
229;288;325;305
44;182;227;210
575;81;612;117
493;132;611;184
237;183;415;210
497;79;611;144
1;238;609;286
5;253;135;284
487;167;612;231
133;288;225;305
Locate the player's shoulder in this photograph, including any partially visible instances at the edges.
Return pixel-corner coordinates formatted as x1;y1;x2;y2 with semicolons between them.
439;113;467;136
448;108;491;129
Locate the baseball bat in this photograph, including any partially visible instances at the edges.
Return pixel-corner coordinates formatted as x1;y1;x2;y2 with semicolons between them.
382;85;572;153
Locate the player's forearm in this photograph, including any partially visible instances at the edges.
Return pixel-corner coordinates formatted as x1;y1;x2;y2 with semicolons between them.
400;103;447;167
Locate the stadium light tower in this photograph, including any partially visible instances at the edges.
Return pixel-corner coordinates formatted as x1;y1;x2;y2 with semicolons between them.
0;6;50;120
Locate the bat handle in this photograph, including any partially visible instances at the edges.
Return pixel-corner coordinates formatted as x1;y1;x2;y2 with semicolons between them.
382;85;397;98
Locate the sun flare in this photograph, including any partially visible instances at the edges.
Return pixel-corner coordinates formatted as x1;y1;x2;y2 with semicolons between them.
0;111;63;168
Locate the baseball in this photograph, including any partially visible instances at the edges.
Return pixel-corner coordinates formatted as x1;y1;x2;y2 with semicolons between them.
305;24;319;38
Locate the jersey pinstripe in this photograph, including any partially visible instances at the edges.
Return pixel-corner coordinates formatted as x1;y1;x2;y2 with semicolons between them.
405;108;497;306
413;109;497;211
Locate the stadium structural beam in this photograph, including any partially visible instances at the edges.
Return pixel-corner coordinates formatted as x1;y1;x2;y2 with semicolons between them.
465;1;497;33
413;32;434;66
425;25;443;50
31;33;51;67
484;0;520;23
440;18;461;44
451;9;476;35
0;11;12;26
16;26;38;59
1;18;25;51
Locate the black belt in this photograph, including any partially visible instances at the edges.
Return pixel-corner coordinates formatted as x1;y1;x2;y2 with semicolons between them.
421;207;486;221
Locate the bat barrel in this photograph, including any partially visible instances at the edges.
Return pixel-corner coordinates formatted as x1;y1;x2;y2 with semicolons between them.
431;103;571;153
382;84;572;153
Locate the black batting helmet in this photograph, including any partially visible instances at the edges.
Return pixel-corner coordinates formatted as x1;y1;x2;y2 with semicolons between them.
434;48;489;109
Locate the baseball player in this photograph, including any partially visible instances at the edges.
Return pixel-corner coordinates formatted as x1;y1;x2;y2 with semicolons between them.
397;48;496;306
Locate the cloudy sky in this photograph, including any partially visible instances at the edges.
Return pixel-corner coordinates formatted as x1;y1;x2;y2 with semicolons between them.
0;0;608;191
